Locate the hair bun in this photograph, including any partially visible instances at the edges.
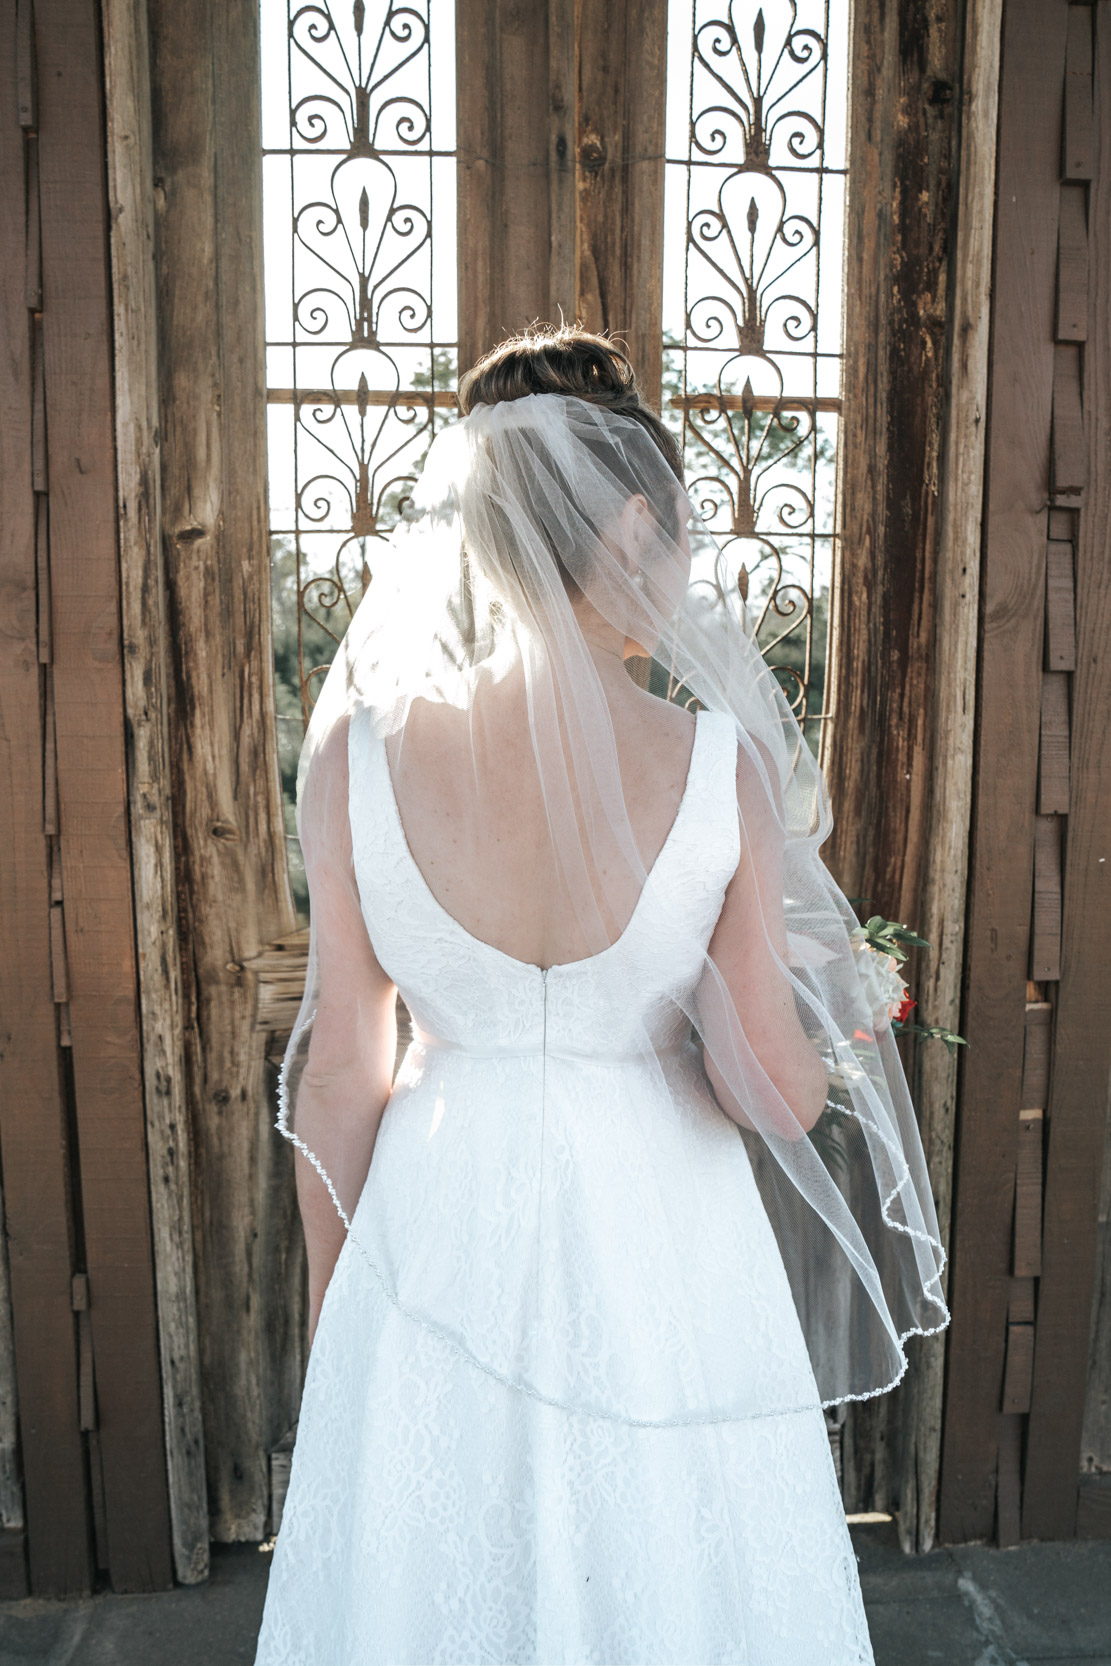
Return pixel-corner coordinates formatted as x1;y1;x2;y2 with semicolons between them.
459;322;683;483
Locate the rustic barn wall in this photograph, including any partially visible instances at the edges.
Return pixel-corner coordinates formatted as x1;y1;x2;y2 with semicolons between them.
821;0;978;1552
102;0;209;1584
0;0;174;1596
146;0;302;1544
940;0;1111;1547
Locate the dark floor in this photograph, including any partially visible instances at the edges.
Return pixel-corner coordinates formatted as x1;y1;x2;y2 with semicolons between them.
0;1521;1108;1665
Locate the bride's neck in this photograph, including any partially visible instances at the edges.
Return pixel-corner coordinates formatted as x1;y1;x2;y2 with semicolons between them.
573;608;643;676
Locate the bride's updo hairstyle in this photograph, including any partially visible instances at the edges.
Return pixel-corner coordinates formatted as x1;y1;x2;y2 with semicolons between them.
458;322;683;483
457;324;686;608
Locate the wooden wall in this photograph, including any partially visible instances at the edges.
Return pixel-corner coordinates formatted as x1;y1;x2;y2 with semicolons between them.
823;0;997;1551
145;0;302;1548
457;0;668;401
940;0;1111;1548
1;0;1109;1594
0;0;173;1596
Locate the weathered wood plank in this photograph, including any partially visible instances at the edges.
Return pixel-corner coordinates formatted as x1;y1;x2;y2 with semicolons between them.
1063;4;1094;182
148;0;300;1540
1002;1323;1035;1415
1051;342;1088;499
1080;1041;1111;1478
1045;539;1077;670
893;0;1005;1556
456;0;559;373
938;0;1066;1547
1010;1277;1036;1325
0;1179;25;1586
575;0;668;403
1031;815;1064;983
1038;672;1071;814
101;0;208;1585
23;133;39;309
35;0;172;1592
1014;1109;1044;1278
547;0;576;325
1024;4;1111;1539
1021;1001;1053;1108
1055;184;1088;343
996;1413;1024;1547
822;0;966;1546
0;0;88;1591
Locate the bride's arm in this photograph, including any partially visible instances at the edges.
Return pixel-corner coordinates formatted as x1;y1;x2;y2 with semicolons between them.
699;746;828;1139
296;717;398;1345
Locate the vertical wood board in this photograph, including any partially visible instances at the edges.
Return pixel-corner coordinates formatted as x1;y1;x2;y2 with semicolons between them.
34;0;172;1591
456;0;558;374
148;0;299;1540
101;0;209;1584
938;0;1067;1547
575;0;668;404
0;4;88;1592
1024;4;1111;1538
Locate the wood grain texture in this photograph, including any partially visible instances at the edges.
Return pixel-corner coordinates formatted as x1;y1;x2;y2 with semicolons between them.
1051;342;1088;499
0;3;86;1591
1080;1039;1111;1477
1013;1109;1044;1278
455;0;666;402
575;0;667;404
35;0;173;1592
456;0;558;374
1055;184;1088;343
1038;672;1071;814
1002;1323;1035;1416
938;0;1067;1547
824;0;978;1550
896;0;1005;1555
1045;539;1077;670
1020;1001;1052;1109
101;0;208;1584
148;0;300;1540
1024;4;1111;1538
996;1413;1024;1547
1063;3;1094;182
1031;815;1063;983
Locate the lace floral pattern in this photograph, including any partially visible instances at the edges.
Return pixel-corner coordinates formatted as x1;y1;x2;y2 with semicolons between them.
256;707;875;1664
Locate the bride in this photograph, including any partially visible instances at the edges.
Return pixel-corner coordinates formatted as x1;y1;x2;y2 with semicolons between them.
254;325;948;1666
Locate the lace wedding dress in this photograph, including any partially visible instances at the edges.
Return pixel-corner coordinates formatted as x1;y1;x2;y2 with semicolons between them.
255;705;874;1666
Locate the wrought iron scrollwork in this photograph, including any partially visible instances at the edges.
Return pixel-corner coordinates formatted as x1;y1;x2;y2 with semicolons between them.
665;0;845;747
263;0;455;725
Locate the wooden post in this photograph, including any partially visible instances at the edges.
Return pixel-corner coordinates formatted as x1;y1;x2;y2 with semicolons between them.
456;0;568;376
938;0;1068;1547
575;0;668;406
102;0;208;1584
35;0;173;1590
0;0;88;1595
456;0;667;406
822;0;963;1532
147;0;300;1541
894;0;1003;1555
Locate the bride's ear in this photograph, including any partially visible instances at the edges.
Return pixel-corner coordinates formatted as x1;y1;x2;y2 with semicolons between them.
617;493;652;580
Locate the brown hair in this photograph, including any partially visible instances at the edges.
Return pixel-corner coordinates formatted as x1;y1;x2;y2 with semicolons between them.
458;322;684;486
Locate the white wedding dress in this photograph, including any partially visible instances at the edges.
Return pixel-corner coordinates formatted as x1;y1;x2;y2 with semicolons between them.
255;706;874;1666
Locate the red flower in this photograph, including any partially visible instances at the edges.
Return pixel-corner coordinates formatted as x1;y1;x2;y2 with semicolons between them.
894;996;917;1025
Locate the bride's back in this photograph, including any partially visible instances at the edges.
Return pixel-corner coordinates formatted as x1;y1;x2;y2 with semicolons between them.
386;674;698;971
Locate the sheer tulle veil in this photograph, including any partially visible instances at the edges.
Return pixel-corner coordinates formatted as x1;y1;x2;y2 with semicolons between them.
277;357;949;1425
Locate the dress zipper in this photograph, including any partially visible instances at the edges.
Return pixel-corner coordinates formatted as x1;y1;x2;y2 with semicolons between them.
534;966;548;1372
